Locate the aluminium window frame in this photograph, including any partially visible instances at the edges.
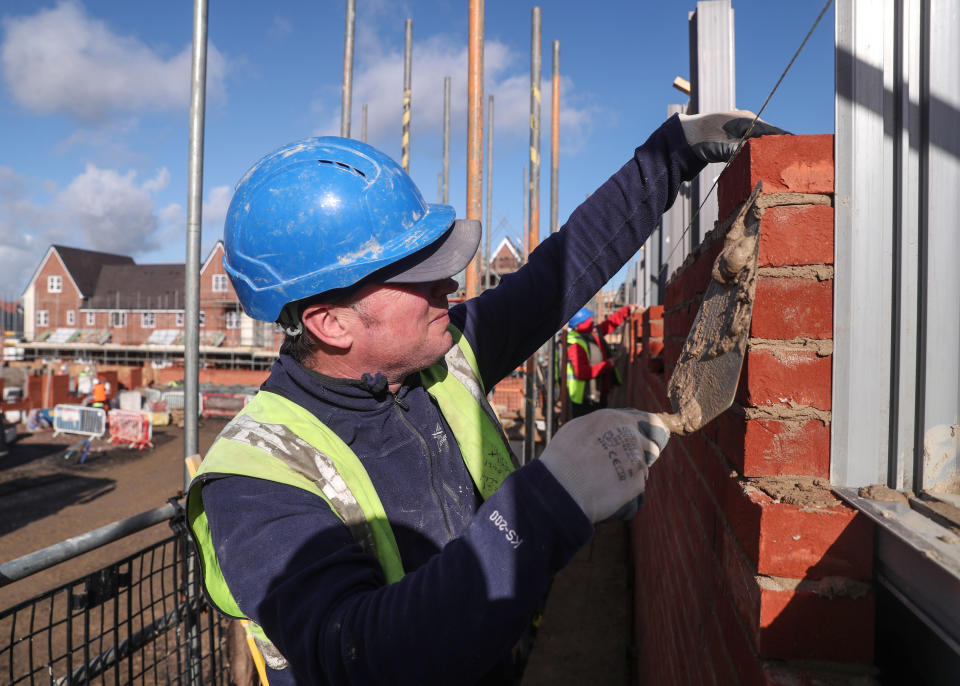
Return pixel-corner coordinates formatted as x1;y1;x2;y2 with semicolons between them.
833;0;960;654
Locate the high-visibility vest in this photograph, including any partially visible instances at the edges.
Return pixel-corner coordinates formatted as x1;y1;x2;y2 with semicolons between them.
186;326;517;670
565;330;622;405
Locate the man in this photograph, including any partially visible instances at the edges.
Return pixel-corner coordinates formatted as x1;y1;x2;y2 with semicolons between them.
565;305;632;417
187;110;785;685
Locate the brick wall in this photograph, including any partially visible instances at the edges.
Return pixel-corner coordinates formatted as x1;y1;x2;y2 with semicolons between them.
625;135;877;685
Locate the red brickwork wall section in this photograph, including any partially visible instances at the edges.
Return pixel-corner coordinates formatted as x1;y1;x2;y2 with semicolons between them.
623;136;877;685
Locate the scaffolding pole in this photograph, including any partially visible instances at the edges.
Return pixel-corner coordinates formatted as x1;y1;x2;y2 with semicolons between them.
465;0;484;298
523;6;541;464
340;0;356;138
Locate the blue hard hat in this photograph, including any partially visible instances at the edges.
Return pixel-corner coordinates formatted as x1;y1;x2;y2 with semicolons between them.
568;307;594;328
223;136;469;322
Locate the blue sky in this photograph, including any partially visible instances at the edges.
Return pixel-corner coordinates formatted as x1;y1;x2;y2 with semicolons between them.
0;0;835;301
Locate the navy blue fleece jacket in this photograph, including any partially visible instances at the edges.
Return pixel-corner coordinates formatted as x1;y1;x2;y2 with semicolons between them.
201;115;704;685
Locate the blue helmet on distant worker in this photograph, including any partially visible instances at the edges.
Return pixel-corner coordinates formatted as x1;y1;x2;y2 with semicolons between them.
568;307;594;329
223;137;480;323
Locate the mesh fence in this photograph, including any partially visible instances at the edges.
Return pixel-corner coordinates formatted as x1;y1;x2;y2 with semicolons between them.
1;524;232;685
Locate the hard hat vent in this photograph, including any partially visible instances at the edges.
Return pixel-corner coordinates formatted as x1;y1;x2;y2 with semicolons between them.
317;159;366;179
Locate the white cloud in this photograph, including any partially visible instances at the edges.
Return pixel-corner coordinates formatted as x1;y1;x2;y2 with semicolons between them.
55;165;162;252
142;167;170;193
203;185;231;232
1;0;227;124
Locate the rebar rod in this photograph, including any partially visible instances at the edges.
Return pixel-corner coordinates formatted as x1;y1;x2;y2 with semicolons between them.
402;18;412;172
523;6;541;464
340;0;356;138
443;76;451;204
546;39;559;442
484;95;494;290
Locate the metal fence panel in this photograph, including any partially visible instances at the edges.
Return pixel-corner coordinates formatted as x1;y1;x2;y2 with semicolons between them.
52;405;107;440
0;532;231;685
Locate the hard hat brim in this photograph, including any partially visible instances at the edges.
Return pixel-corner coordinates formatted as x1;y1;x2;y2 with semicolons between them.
382;219;481;285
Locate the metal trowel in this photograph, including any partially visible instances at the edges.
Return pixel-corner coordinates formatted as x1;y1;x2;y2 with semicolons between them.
657;182;763;436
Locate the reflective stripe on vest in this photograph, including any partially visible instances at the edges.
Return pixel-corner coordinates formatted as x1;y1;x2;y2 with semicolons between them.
186;325;516;655
565;332;594;404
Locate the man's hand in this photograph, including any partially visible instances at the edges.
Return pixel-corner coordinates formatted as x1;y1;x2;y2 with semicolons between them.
540;409;670;523
679;109;790;164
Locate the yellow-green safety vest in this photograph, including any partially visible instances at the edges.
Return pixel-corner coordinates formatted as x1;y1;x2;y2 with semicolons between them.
186;326;517;669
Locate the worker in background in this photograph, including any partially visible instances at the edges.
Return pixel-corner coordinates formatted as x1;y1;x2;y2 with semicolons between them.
187;110;786;685
91;378;107;410
565;305;632;418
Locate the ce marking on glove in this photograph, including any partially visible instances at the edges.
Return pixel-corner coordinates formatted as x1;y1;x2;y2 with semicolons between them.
598;427;642;482
489;510;524;549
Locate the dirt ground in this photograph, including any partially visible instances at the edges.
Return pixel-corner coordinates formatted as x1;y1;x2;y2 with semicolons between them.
1;418;632;685
0;418;228;611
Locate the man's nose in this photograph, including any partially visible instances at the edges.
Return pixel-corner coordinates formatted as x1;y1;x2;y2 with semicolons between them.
432;278;459;297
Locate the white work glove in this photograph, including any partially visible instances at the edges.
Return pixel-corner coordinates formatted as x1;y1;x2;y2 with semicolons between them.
678;109;790;163
540;409;670;523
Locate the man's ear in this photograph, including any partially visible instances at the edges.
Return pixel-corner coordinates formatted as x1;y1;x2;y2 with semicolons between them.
301;303;354;350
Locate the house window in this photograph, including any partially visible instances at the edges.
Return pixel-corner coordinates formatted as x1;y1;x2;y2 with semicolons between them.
212;274;229;292
66;310;75;326
110;311;126;328
142;312;155;328
47;275;62;293
37;310;49;327
199;311;206;328
86;311;96;326
176;312;184;327
225;310;241;330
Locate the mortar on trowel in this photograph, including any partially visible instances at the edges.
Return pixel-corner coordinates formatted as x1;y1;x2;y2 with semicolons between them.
657;182;764;436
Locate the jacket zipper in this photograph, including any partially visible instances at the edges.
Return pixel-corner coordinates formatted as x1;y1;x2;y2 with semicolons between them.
391;392;454;537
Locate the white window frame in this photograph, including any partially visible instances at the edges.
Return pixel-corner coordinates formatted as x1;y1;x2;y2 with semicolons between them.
37;310;49;327
66;310;75;326
225;310;241;330
141;312;156;329
86;311;96;326
110;311;127;328
47;275;62;293
212;273;229;293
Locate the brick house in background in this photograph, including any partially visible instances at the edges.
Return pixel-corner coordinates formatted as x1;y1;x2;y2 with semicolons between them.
21;242;280;348
484;236;523;288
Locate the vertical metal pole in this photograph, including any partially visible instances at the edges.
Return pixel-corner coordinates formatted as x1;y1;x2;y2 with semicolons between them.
361;103;368;143
523;6;541;464
484;95;494;291
185;0;207;481
443;76;451;204
341;0;356;138
546;39;559;442
402;18;412;172
465;0;484;298
185;3;207;684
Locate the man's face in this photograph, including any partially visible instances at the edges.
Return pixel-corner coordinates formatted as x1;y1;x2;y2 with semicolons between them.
347;278;459;383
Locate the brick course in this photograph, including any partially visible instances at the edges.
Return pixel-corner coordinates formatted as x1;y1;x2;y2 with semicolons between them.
624;134;876;684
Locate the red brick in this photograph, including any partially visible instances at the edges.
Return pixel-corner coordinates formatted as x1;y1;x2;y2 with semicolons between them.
762;665;879;686
643;316;664;339
718;135;834;219
757;586;874;663
751;278;833;340
645;338;664;358
759;205;834;267
743;418;830;477
664;279;684;309
726;484;873;581
737;348;832;411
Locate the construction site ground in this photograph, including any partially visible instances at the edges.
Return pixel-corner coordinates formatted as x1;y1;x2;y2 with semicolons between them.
1;420;632;685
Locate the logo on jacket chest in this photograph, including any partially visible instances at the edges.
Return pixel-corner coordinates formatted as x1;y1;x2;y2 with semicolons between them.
431;422;450;454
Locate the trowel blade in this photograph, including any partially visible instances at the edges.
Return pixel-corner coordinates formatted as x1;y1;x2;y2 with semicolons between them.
659;183;763;436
